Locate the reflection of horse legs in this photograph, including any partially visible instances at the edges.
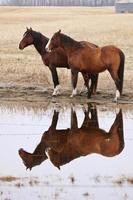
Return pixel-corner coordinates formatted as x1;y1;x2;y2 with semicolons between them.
103;109;124;156
49;66;61;96
71;108;78;129
109;110;123;138
49;110;59;130
81;104;99;128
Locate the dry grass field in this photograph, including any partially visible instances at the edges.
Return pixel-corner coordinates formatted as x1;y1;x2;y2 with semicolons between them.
0;6;133;100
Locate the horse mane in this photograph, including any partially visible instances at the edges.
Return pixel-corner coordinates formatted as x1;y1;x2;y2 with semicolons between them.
29;30;49;54
31;30;49;47
60;33;82;48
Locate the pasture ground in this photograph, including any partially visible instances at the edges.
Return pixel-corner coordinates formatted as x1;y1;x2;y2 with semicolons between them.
0;6;133;104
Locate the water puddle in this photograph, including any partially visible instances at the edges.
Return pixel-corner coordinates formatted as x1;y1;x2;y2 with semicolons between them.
0;103;133;200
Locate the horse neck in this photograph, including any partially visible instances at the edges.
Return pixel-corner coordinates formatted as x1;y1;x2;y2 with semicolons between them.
32;139;48;165
33;33;49;56
60;34;81;55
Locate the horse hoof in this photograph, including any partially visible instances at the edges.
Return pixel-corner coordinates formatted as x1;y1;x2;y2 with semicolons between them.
52;91;61;96
52;94;57;97
52;85;61;96
113;99;118;103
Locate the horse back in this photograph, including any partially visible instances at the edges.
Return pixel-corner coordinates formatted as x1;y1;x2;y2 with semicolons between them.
80;41;98;48
69;46;104;73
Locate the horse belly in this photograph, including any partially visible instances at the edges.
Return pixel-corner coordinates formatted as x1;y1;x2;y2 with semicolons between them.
69;52;105;73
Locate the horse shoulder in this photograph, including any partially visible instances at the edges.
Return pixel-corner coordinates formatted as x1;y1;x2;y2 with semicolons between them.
54;48;68;60
42;52;50;66
53;48;68;67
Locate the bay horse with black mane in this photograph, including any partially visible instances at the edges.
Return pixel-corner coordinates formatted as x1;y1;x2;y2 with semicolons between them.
46;30;125;102
19;105;124;170
19;28;99;97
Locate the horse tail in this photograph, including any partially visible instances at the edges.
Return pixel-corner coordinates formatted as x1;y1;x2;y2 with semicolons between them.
118;109;125;154
118;50;125;94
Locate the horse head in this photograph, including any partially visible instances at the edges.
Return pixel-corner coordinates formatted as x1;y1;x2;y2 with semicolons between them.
45;29;61;52
19;27;34;50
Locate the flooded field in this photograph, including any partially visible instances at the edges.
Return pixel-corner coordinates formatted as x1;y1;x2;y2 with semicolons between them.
0;102;133;200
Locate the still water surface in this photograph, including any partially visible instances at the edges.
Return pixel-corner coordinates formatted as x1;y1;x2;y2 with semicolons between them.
0;103;133;200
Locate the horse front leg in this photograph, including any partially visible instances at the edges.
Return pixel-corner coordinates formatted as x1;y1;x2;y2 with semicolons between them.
79;72;89;95
90;74;99;95
81;72;92;98
70;69;78;97
49;66;61;96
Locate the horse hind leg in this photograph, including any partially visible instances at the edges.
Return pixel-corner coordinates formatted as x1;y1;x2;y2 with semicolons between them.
109;70;121;102
114;75;122;102
111;51;125;102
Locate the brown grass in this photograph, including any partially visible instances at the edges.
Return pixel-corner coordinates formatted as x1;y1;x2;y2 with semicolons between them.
0;176;19;182
114;176;133;186
0;6;133;92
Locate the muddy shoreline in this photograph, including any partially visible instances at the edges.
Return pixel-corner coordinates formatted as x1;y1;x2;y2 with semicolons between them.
0;85;133;106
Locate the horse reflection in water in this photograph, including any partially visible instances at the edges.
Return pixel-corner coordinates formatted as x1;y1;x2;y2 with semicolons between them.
19;106;124;170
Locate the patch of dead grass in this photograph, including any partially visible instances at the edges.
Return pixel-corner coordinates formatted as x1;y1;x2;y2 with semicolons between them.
0;176;20;182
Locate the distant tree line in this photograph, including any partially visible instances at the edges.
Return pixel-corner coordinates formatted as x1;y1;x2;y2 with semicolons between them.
1;0;115;6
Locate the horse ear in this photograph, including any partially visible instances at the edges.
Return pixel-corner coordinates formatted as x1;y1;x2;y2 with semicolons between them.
26;27;29;31
30;27;32;31
58;29;61;34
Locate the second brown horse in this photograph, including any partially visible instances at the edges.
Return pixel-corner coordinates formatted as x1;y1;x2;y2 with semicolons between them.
46;30;125;102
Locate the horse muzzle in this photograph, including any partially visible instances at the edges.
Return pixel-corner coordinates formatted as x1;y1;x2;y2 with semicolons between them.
19;43;24;50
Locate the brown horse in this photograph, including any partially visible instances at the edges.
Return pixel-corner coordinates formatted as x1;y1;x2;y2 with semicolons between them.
19;28;99;97
19;105;124;170
46;30;125;102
